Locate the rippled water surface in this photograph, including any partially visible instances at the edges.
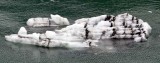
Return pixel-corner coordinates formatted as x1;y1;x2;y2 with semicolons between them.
0;0;160;63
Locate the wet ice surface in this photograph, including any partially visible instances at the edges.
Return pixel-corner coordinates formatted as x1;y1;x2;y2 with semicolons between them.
5;26;149;52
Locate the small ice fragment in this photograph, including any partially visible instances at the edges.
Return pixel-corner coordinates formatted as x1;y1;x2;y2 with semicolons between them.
50;0;55;2
148;11;152;13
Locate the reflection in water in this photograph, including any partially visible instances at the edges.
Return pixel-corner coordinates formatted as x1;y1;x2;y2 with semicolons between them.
6;42;41;62
6;41;91;62
6;38;149;61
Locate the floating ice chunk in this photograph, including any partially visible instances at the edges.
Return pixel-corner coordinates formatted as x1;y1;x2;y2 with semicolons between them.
5;34;90;48
148;11;152;13
50;0;55;2
50;14;70;25
6;13;152;48
5;34;36;45
26;18;34;26
26;14;70;27
27;18;50;27
50;14;61;24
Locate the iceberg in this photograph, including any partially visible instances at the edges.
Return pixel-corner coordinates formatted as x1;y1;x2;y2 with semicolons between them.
5;13;152;48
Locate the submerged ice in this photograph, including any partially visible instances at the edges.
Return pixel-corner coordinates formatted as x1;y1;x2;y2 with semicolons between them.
5;13;152;48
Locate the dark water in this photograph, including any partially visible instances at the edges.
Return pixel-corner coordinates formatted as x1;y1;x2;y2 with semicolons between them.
0;0;160;63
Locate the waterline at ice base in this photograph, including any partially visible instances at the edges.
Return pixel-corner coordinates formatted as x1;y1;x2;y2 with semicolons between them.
5;13;152;48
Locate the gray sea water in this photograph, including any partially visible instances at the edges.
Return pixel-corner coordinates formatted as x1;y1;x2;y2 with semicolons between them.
0;0;160;63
